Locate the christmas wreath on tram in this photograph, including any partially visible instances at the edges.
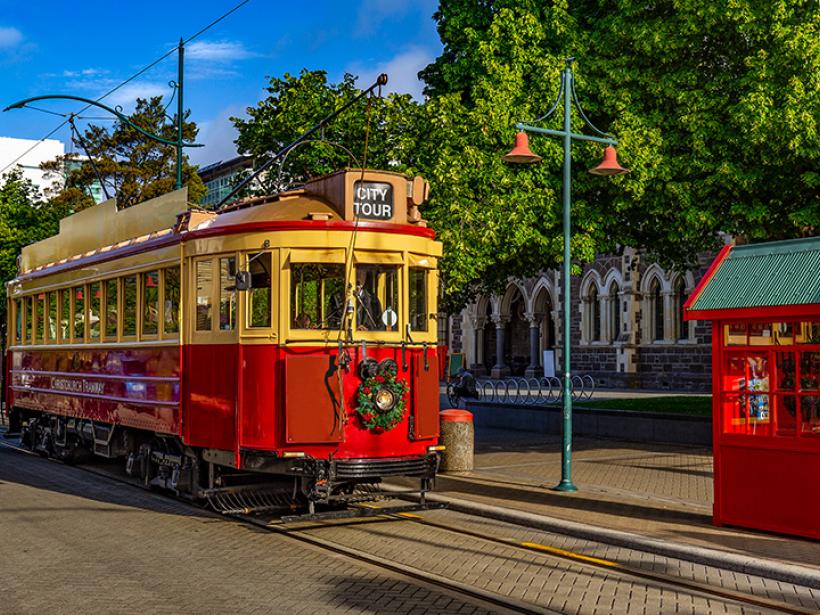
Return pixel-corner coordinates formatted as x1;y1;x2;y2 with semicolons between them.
355;358;409;433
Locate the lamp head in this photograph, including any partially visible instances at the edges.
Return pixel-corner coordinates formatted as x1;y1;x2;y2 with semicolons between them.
502;131;542;164
588;145;630;176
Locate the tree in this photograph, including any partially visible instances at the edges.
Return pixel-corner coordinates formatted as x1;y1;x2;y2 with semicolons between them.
0;171;69;324
44;97;206;209
232;70;422;194
418;0;820;308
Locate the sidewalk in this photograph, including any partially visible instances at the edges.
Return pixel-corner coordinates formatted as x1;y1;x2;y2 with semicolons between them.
427;426;820;572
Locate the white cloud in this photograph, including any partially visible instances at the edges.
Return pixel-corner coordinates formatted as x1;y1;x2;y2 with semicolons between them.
189;106;243;166
348;47;434;100
62;67;109;78
186;40;253;62
0;26;23;49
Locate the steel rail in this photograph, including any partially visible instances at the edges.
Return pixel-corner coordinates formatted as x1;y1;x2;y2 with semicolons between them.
372;509;818;615
1;436;815;614
0;436;535;613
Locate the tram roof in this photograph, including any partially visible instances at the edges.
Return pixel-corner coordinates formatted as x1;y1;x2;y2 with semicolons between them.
17;169;434;276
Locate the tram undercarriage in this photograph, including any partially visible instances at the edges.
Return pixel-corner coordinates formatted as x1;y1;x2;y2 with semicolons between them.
14;409;439;518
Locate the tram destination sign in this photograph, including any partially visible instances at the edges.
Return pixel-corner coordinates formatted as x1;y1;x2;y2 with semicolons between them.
353;181;393;220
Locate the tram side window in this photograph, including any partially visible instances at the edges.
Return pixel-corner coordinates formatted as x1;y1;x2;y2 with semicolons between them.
291;264;345;330
105;279;118;339
14;298;22;344
409;268;428;332
219;257;237;331
355;265;399;332
248;252;271;328
47;291;57;342
60;289;71;342
73;286;85;341
89;282;101;339
164;267;180;336
123;275;137;337
142;271;160;336
35;293;45;343
27;296;34;344
196;260;213;331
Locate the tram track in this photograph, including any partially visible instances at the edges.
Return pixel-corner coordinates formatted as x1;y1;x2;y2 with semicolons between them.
2;434;816;614
0;435;543;615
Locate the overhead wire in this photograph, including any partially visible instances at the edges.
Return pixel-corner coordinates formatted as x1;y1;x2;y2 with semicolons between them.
0;0;252;177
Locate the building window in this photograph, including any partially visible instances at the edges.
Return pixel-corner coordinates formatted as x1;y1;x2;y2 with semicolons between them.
608;284;620;342
651;279;664;342
587;286;601;342
674;277;688;340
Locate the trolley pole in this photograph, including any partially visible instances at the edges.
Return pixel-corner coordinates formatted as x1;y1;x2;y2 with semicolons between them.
503;58;629;493
176;38;185;190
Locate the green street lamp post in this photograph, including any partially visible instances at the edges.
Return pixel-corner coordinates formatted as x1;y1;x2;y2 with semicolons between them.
503;57;629;492
4;39;200;191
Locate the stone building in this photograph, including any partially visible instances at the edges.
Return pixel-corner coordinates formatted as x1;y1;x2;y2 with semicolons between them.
443;248;719;391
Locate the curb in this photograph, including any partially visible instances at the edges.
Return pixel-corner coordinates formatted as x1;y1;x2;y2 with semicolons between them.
385;485;820;590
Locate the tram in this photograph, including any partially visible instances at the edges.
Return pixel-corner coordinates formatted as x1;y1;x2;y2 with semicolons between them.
4;168;443;516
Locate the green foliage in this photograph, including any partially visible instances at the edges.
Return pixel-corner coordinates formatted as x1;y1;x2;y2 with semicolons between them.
235;3;820;313
421;0;820;309
0;171;69;324
232;70;422;193
45;97;206;209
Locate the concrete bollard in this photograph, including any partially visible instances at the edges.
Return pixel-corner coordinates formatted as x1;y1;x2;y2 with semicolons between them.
438;409;474;472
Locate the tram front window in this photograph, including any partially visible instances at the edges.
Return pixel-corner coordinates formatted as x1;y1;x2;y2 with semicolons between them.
291;264;345;330
355;265;399;332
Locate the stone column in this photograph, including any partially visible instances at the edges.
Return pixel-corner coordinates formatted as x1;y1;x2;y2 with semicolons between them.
490;315;509;379
617;249;641;378
525;311;541;377
471;317;485;373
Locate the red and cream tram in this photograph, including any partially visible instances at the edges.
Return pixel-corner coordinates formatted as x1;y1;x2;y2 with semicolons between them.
4;169;443;515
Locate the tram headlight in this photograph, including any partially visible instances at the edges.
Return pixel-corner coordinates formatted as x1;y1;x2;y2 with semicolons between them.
374;387;397;412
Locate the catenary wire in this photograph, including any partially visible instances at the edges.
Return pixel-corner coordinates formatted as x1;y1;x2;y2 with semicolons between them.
0;0;252;176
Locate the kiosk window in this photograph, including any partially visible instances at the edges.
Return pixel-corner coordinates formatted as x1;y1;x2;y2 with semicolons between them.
409;268;428;332
291;263;345;330
196;260;213;331
73;286;85;341
722;353;770;435
123;275;137;337
248;252;271;328
354;264;399;331
801;396;820;435
105;279;118;339
219;257;237;331
164;267;180;335
142;271;159;336
89;282;101;339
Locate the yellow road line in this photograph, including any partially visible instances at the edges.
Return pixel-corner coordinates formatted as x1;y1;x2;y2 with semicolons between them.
519;541;619;567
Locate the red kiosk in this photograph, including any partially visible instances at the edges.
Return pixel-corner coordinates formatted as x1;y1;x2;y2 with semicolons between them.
684;237;820;539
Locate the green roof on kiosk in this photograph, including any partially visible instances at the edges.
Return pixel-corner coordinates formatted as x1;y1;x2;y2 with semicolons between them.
685;237;820;317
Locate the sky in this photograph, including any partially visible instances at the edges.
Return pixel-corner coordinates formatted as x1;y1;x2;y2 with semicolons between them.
0;0;442;167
